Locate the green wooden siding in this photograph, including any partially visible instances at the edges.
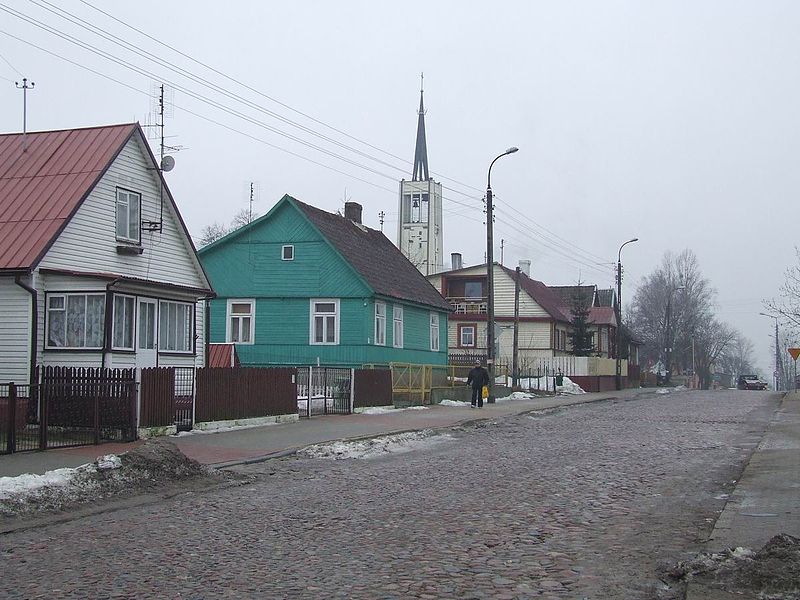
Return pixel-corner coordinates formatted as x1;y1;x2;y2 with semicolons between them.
202;198;448;367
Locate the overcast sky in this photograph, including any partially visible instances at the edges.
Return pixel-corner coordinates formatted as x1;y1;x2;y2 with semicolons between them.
1;0;798;375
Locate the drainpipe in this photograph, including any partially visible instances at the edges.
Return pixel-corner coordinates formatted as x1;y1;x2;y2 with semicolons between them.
14;274;37;387
101;278;122;369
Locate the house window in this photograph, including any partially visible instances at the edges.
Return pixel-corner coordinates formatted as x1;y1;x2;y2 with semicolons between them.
282;245;294;261
116;188;141;243
46;293;105;349
430;313;440;351
459;324;476;348
310;299;339;345
464;281;483;298
393;306;404;348
227;299;255;344
375;302;386;346
159;301;193;353
112;294;135;350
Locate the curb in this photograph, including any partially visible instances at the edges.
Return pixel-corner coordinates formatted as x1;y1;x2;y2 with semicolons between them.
209;391;632;471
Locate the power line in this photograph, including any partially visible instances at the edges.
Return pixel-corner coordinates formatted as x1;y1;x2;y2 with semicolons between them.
0;49;22;77
4;6;617;277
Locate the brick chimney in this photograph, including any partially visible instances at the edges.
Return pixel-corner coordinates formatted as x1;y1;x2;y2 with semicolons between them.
344;202;362;224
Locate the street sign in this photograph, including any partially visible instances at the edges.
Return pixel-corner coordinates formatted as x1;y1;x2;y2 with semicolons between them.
789;348;800;361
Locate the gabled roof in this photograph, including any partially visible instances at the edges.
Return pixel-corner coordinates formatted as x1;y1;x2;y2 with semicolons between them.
208;343;240;368
595;288;616;307
293;197;451;311
588;306;617;326
549;285;596;308
497;265;571;322
0;123;139;271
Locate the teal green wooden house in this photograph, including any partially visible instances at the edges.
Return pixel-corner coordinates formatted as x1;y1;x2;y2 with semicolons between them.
199;195;451;367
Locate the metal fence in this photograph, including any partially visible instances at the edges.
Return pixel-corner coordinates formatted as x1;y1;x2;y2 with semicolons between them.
1;367;137;454
296;367;353;417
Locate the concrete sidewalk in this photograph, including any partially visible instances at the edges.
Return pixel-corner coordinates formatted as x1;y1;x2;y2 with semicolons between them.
686;391;800;600
0;388;642;478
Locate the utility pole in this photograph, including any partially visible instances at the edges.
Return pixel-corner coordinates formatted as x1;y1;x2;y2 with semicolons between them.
500;239;505;266
512;266;521;388
615;238;638;390
485;147;518;403
15;77;34;151
663;285;684;385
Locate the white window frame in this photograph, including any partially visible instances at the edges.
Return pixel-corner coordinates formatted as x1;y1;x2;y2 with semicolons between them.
158;300;193;353
460;325;476;348
282;245;294;261
375;302;387;346
310;299;340;345
112;294;136;351
226;299;255;344
430;312;440;351
45;292;106;350
116;188;141;243
393;306;404;349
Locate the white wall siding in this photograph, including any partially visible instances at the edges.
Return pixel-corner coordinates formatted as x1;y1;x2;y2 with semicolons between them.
39;135;208;290
0;277;32;383
493;267;549;318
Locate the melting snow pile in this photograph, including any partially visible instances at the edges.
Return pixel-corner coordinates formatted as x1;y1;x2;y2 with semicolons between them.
438;399;471;407
359;405;428;415
667;534;800;599
0;440;211;518
298;430;453;460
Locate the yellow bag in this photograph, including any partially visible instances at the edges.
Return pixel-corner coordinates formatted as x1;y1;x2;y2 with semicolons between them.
481;385;489;399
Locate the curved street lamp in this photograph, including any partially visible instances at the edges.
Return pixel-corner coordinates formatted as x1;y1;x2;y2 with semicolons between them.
486;147;518;401
615;238;638;390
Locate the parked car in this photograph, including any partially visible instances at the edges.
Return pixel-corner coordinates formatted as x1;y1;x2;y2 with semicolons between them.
737;375;768;390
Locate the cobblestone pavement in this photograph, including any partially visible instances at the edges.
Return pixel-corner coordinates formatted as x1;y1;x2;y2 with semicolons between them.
0;390;778;599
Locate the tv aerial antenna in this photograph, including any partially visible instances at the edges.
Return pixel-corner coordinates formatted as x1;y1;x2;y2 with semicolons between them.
142;83;183;232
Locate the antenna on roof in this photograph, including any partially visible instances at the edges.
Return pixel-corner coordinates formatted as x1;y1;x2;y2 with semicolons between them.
143;83;181;233
378;211;386;232
15;77;34;152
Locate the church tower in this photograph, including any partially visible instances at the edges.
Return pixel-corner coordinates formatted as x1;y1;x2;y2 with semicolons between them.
397;77;444;275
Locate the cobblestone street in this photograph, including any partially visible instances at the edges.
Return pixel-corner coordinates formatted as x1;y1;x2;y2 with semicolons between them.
1;390;778;599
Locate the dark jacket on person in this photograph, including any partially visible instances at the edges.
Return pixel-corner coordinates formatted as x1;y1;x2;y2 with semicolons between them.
467;366;489;389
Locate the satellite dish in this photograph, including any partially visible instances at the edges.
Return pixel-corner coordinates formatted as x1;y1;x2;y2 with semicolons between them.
160;155;175;172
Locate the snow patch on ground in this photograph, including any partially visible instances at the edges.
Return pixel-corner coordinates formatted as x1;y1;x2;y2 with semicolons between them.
298;430;453;460
0;440;214;518
656;388;671;395
359;405;429;415
438;399;471;407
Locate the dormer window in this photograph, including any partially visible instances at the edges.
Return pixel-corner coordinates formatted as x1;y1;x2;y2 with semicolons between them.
116;188;141;243
282;245;294;260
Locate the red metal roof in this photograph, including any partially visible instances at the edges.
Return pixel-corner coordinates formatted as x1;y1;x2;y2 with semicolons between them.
208;343;239;368
0;123;138;271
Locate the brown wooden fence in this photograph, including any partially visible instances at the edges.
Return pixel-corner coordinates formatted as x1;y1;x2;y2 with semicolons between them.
140;367;176;428
353;369;392;408
196;367;297;422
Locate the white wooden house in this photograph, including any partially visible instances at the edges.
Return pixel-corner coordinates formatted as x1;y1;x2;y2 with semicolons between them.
0;123;213;385
427;262;573;365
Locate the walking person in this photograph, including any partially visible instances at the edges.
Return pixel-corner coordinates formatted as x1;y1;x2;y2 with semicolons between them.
467;360;489;408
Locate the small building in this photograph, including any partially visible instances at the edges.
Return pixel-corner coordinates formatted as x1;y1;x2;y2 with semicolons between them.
199;195;451;367
0;123;213;385
427;260;572;365
549;285;619;358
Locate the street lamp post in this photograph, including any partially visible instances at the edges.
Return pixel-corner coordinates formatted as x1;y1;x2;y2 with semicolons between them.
615;238;638;390
663;285;685;385
485;147;518;402
759;313;780;391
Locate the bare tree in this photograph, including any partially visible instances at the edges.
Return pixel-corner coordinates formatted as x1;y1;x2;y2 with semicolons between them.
718;332;757;382
230;207;259;230
693;319;737;389
197;222;229;247
629;249;714;372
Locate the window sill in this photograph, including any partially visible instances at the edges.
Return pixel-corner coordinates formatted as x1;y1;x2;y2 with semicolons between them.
116;244;143;256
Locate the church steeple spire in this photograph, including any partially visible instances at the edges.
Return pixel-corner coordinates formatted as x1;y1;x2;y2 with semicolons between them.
412;73;429;182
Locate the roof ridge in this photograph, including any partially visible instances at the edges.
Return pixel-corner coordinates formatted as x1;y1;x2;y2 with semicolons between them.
0;122;137;138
